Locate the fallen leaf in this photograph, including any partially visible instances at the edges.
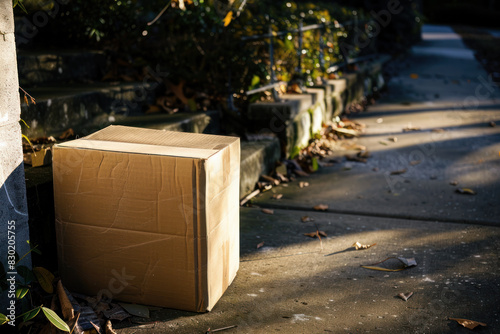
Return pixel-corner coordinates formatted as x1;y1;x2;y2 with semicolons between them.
410;73;419;79
410;160;420;166
403;123;421;132
388;137;398;142
489;121;496;127
456;188;476;195
105;320;118;334
357;150;371;159
361;257;417;271
272;193;283;200
376;118;383;124
345;154;367;163
349;144;366;151
223;11;233;26
379;141;388;146
313;204;328;211
331;127;359;137
390;168;407;175
56;280;74;320
449;318;487;330
449;180;459;186
275;172;289;183
398;292;413;301
352;241;377;250
299;181;309;188
431;128;446;133
261;175;280;185
102;304;130;321
304;231;327;238
301;216;314;222
256;241;265;249
261;208;274;215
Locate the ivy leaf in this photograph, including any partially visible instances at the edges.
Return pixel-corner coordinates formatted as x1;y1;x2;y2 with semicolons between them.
33;267;55;294
41;307;70;332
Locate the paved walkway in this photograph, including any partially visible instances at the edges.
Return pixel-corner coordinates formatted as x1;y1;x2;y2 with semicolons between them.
115;25;500;334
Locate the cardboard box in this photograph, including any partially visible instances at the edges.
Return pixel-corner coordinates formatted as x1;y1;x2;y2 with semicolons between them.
53;125;240;312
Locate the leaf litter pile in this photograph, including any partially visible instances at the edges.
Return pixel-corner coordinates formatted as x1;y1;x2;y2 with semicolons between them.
240;117;368;206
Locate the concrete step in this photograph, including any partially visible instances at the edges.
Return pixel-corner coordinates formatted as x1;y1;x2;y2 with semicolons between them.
110;110;220;135
240;138;281;197
17;50;106;87
20;81;155;137
245;55;392;159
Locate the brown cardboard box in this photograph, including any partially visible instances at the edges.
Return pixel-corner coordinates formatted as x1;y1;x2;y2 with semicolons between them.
52;125;240;312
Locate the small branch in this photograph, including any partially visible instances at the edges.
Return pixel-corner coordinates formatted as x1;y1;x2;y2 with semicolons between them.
147;1;172;26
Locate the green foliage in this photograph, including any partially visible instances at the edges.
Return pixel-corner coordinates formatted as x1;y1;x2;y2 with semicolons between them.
41;307;70;332
0;242;67;332
12;0;27;13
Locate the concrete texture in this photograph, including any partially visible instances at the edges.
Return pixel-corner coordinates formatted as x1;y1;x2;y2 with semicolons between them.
110;25;500;334
240;139;281;197
0;0;32;312
112;110;221;135
17;50;106;86
20;82;156;137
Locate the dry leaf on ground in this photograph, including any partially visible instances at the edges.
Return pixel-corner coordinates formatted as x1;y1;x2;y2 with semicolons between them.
390;168;407;175
409;160;421;166
57;280;74;320
304;231;327;238
352;241;377;250
261;175;280;185
398;292;413;301
256;241;265;249
403;123;421;132
313;204;328;211
449;318;487;329
449;180;459;186
456;188;476;195
345;154;367;163
361;257;417;271
301;216;314;222
105;320;118;334
261;208;274;215
358;150;371;159
299;181;309;188
272;193;283;200
102;304;130;321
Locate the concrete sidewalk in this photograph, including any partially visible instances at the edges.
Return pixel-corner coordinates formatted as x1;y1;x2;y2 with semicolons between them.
114;25;500;334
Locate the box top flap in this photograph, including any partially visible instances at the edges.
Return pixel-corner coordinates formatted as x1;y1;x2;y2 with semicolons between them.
55;125;239;159
56;139;218;159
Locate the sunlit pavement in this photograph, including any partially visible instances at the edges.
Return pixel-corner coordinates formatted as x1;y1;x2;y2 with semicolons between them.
114;25;500;334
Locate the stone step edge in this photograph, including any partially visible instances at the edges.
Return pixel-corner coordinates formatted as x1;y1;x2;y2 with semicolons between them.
17;50;107;86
